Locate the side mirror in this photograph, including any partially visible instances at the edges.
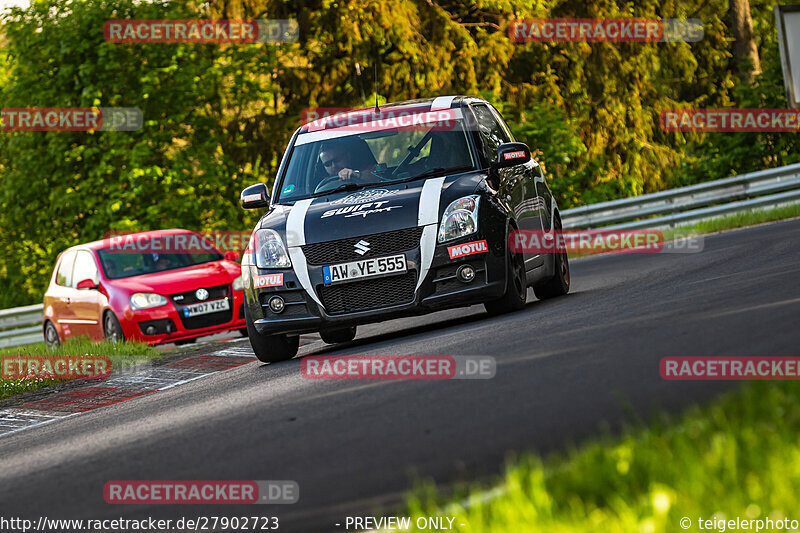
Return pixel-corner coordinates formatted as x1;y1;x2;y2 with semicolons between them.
493;142;532;170
240;183;270;209
224;250;241;262
76;278;98;290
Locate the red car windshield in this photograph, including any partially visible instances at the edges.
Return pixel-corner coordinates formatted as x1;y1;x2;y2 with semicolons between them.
97;249;222;280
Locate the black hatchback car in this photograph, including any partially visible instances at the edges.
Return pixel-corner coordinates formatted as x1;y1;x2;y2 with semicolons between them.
239;96;569;362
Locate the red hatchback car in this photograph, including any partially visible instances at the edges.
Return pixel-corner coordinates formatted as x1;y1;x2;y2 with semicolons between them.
43;229;246;346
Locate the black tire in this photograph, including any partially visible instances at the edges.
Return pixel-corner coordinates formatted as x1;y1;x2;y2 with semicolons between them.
103;311;125;343
44;321;61;349
533;216;570;300
484;246;527;316
245;306;299;363
238;327;249;338
320;326;357;344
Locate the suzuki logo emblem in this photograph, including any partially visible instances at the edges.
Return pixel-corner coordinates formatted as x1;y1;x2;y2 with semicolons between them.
354;240;370;255
195;288;209;301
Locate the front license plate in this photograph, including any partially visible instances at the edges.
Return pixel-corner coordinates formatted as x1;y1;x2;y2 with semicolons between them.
182;298;230;317
323;254;407;285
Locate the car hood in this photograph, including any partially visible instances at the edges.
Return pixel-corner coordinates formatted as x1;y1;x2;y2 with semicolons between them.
108;260;240;294
268;172;486;244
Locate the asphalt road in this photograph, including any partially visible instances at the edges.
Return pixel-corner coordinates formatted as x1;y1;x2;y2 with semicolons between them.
2;219;799;532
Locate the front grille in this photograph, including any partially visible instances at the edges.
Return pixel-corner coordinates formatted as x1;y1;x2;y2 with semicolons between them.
302;227;423;265
170;284;229;305
179;308;233;330
319;272;417;315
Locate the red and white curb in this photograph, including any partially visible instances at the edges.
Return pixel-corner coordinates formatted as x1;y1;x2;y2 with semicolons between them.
0;335;318;438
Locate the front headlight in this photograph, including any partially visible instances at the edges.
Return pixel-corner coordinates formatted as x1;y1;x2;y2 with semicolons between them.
255;229;292;269
130;292;168;310
438;195;480;243
232;275;245;291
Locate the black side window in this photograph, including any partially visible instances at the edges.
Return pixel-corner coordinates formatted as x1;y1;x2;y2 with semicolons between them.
472;104;512;165
56;251;76;287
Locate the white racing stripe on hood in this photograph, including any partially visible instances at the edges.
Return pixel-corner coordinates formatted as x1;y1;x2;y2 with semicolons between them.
286;199;324;309
416;177;446;291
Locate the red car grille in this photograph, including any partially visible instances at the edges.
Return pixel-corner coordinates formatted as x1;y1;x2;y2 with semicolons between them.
169;284;229;305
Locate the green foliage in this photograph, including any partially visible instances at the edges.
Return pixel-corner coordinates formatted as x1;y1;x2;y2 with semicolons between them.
405;382;800;531
0;0;795;306
668;39;800;187
0;0;279;306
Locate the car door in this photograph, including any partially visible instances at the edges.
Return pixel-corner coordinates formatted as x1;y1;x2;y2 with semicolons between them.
531;161;554;231
69;250;105;340
49;250;78;339
470;103;543;269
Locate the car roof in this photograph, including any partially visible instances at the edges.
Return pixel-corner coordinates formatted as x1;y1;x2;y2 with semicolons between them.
297;95;487;134
64;229;202;253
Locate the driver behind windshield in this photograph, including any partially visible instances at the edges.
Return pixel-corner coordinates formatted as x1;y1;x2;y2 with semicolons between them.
318;138;379;188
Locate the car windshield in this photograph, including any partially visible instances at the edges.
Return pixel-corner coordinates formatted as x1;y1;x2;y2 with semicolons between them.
277;112;476;202
97;248;222;279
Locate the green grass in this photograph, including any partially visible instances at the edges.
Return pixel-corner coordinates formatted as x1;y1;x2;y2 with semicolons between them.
667;202;800;236
402;381;800;532
568;202;800;259
0;338;160;401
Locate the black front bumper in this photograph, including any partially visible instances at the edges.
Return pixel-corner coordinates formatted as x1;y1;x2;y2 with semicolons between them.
246;228;507;336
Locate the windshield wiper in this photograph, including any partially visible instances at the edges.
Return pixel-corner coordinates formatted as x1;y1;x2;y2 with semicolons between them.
309;182;364;198
401;165;474;183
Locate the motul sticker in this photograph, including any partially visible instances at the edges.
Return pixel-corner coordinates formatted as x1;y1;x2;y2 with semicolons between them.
448;240;488;259
254;274;283;288
503;150;526;160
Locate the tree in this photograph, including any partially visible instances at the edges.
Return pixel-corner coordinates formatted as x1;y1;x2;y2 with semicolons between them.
729;0;761;81
0;0;797;307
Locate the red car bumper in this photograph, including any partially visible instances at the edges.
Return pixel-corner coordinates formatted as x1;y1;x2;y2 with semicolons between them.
120;290;246;345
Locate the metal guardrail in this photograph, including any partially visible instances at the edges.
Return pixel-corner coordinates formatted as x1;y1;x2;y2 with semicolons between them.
1;164;799;349
562;163;800;229
0;304;43;349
